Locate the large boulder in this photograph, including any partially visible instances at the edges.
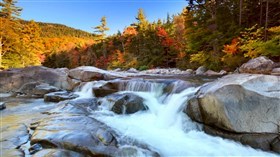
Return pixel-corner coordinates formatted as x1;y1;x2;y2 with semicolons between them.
103;93;147;114
69;66;124;82
0;66;79;92
239;56;276;74
186;74;280;153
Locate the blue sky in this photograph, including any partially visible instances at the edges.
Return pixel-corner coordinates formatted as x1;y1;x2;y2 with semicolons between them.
18;0;188;35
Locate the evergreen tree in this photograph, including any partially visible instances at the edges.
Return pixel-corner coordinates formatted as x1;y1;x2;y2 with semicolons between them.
0;0;22;19
94;16;109;41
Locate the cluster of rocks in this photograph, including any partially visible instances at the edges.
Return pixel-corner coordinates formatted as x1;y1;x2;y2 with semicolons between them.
185;57;280;153
0;56;279;156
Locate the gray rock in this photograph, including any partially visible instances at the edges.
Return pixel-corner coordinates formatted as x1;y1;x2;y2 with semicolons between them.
203;125;280;153
188;74;280;133
271;68;280;76
105;93;147;114
239;56;275;74
195;66;207;75
271;137;280;153
31;115;119;156
0;66;76;92
29;143;43;155
219;70;227;75
127;68;139;73
44;98;98;115
92;81;119;97
186;74;280;153
186;69;194;74
69;66;124;82
204;70;220;76
44;91;79;102
33;149;85;157
16;82;60;98
0;102;6;110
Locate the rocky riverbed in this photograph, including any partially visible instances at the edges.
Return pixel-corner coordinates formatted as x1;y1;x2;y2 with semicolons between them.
0;56;280;156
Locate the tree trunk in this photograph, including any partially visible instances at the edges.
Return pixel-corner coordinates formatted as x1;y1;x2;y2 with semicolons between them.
260;0;263;26
239;0;243;26
0;40;2;68
265;0;269;41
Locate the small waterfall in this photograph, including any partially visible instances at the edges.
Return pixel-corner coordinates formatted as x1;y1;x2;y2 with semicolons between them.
92;85;277;156
75;79;277;156
118;79;165;97
75;81;106;98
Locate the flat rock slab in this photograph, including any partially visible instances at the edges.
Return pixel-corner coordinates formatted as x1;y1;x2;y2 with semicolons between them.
44;91;79;102
69;66;125;81
31;115;119;156
0;124;29;157
32;149;85;157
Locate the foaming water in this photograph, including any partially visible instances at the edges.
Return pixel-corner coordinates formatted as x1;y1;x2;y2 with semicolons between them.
76;80;278;156
75;81;106;98
119;80;165;97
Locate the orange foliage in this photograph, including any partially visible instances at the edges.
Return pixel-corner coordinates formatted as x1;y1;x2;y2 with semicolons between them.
223;38;240;55
115;50;125;64
123;26;137;36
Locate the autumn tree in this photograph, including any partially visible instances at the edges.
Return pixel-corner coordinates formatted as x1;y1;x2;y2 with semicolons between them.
0;0;22;68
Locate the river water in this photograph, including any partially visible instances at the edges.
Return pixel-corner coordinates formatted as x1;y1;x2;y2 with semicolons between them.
76;79;278;156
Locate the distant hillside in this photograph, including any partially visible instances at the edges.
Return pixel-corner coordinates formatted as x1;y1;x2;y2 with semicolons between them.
21;20;95;38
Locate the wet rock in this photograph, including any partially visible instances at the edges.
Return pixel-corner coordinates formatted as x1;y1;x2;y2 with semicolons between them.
44;91;79;102
204;125;279;152
0;102;6;110
163;80;197;94
195;66;207;75
31;115;119;156
44;98;98;115
69;66;124;81
107;93;147;114
29;143;43;155
1;124;29;156
33;149;85;157
239;56;275;74
16;82;60;98
92;82;119;97
0;66;76;92
96;128;116;146
185;98;202;123
271;68;280;76
271;136;280;153
116;146;160;157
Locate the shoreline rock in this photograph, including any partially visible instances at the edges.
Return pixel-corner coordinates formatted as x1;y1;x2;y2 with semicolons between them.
186;73;280;153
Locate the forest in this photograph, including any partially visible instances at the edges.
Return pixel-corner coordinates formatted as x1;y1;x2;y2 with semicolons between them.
1;0;280;71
